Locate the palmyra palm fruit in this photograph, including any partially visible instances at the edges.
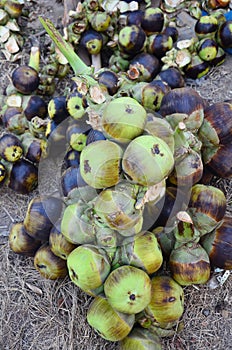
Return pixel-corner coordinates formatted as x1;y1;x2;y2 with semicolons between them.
159;87;205;133
0;133;23;162
79;140;123;189
184;53;210;80
118;25;146;56
34;243;68;279
48;95;69;124
3;158;38;194
169;242;211;286
188;184;226;235
119;326;162;350
94;188;143;232
157;67;185;89
101;97;147;143
22;95;47;121
9;222;41;256
11;65;40;95
87;296;135;342
104;265;152;314
2;107;28;135
95;221;119;261
61;200;96;245
67;244;111;296
80;29;103;55
49;220;76;260
122;135;174;186
197;38;218;62
145;276;184;324
127;53;161;82
198;102;232;178
195;15;218;39
144;113;174;153
24;196;63;241
201;215;232;270
0;161;6;185
20;132;47;163
120;231;163;275
141;7;164;34
97;69;119;96
216;20;232;48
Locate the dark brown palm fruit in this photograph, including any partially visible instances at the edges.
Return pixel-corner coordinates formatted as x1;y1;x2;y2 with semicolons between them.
2;107;28;134
210;46;226;66
184;53;210;80
0;162;6;185
66;122;88;152
118;25;146;56
49;221;76;260
86;129;106;145
141;7;164;34
216;20;232;48
201;215;232;270
9;222;41;256
23;95;47;121
126;9;144;26
163;26;179;43
12;65;39;94
48;96;69;124
159;87;205;131
66;91;87;120
148;33;173;58
195;15;218;39
20;132;47;164
197;38;218;61
6;158;38;194
97;70;119;95
61;166;78;197
63;149;80;168
24;196;63;241
34;244;68;279
80;29;103;55
128;52;161;82
0;133;23;162
158;67;185;89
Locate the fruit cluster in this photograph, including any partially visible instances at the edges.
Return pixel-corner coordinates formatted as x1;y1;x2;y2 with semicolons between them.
1;1;232;349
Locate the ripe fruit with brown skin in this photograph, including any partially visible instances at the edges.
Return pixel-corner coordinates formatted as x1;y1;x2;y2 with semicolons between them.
9;222;41;256
12;65;39;94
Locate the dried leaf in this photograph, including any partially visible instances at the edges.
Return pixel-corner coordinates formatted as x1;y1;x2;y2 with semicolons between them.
25;282;43;296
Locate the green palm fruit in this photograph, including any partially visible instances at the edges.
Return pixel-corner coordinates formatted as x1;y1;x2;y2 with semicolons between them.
119;327;162;350
61;201;96;245
34;244;68;280
87;296;135;342
67;244;111;296
101;97;147;143
120;231;163;275
145;276;184;324
188;184;226;236
144;114;175;153
66;91;87;120
122;135;174;186
169;242;211;286
94;188;143;232
89;11;111;32
104;265;152;314
79;140;123;189
94;221;120;261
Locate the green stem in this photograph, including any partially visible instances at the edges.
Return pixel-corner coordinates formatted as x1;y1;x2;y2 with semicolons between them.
39;17;95;81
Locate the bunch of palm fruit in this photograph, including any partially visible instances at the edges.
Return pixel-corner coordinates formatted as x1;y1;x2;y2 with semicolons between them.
2;1;232;349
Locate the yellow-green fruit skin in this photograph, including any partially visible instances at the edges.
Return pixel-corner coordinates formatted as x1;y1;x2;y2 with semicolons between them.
121;231;163;275
67;245;111;296
80;140;123;189
102;97;147;143
104;265;152;314
87;296;135;342
145;276;184;324
9;222;41;256
122;135;174;186
119;327;162;350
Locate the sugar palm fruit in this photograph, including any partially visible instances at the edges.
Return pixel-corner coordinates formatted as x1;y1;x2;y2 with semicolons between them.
94;188;143;233
120;231;163;275
119;327;162;350
34;244;68;280
188;184;226;236
49;220;76;260
144;276;184;324
94;221;120;261
104;265;152;314
101;97;147;143
87;296;135;342
79;140;123;189
122;135;174;186
23;196;63;241
9;222;41;256
67;244;111;296
201;215;232;270
169;242;211;286
61;200;96;245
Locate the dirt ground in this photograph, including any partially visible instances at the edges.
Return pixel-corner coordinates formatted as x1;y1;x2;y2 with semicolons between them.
0;1;232;349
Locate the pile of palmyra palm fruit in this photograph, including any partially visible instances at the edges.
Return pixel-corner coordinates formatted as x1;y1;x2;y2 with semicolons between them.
1;0;232;348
